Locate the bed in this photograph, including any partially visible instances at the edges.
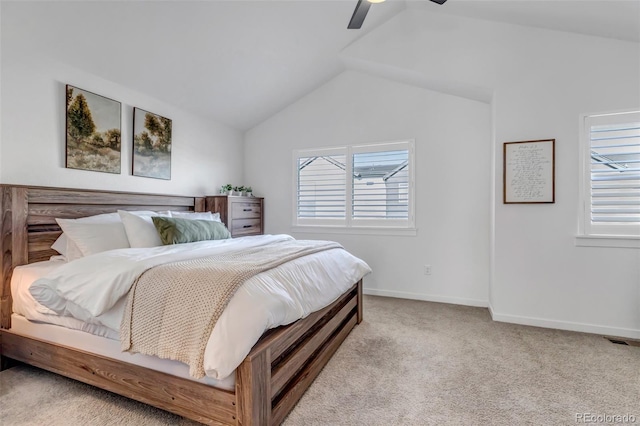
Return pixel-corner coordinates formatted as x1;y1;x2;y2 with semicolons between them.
0;184;366;425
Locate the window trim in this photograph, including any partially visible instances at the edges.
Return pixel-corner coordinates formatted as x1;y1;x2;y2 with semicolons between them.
293;140;416;231
290;225;418;237
577;110;640;248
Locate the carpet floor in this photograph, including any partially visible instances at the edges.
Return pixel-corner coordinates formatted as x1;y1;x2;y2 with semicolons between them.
1;295;638;425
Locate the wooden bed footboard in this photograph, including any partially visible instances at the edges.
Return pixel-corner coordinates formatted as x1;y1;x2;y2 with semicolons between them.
0;280;362;425
0;185;365;425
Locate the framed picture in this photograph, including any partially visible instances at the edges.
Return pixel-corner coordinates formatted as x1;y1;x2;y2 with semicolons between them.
132;107;172;180
503;139;555;204
65;85;122;174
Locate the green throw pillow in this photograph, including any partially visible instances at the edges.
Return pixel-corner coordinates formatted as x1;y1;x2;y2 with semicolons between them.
152;216;231;245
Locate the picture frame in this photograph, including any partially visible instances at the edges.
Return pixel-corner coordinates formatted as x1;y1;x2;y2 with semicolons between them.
503;139;555;204
132;107;172;180
65;85;122;174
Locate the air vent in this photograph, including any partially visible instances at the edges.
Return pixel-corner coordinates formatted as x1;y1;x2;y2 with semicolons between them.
607;338;629;345
604;336;640;346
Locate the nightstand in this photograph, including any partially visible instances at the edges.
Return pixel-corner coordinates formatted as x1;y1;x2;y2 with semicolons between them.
204;195;264;237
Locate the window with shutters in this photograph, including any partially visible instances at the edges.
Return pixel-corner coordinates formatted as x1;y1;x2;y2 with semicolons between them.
294;141;415;231
578;110;640;246
296;149;347;225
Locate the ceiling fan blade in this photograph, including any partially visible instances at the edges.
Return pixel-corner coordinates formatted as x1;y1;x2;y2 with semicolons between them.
348;0;372;29
430;0;447;4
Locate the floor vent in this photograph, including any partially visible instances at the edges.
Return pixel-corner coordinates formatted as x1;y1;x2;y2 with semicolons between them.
604;336;640;346
606;338;629;345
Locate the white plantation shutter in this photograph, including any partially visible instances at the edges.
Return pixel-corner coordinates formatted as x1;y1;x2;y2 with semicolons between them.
294;141;414;228
583;111;640;237
297;154;347;220
351;141;413;228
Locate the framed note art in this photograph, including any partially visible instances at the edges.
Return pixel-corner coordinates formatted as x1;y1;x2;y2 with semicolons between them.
503;139;555;204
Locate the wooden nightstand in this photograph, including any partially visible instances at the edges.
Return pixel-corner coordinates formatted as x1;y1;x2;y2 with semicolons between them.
205;195;264;237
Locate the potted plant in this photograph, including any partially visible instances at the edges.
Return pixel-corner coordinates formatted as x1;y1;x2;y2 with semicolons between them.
232;186;241;196
245;186;253;197
238;185;247;196
221;184;233;195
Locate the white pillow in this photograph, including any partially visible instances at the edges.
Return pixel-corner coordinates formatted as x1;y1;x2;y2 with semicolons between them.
65;241;84;262
56;219;130;258
51;234;68;256
55;213;124;261
118;210;170;248
51;234;83;262
170;211;221;222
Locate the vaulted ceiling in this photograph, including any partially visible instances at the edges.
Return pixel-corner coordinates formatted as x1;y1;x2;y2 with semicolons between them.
3;1;638;131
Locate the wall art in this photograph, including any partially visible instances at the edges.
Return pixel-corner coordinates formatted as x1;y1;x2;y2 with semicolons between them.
132;107;172;180
66;85;121;174
504;139;555;204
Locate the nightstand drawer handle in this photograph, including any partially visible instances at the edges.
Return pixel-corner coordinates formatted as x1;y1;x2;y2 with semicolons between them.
243;225;252;228
243;208;253;212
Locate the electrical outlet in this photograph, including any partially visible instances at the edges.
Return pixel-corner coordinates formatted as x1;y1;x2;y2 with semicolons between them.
424;265;432;275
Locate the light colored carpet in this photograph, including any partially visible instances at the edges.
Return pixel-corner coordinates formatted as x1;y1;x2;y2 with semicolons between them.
1;295;638;425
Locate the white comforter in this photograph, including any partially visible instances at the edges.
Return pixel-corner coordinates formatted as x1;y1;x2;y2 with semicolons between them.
30;234;371;380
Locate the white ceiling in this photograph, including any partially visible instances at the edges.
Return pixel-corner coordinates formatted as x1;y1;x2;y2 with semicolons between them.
408;0;640;44
3;1;639;131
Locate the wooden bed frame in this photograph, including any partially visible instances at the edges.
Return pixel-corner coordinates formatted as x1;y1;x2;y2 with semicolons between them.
0;185;363;425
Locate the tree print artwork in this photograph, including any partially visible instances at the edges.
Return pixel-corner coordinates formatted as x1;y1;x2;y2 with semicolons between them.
65;85;121;173
133;107;172;180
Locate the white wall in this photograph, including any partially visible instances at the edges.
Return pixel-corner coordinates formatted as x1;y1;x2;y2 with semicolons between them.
0;13;243;196
248;10;640;339
245;70;492;307
341;11;640;338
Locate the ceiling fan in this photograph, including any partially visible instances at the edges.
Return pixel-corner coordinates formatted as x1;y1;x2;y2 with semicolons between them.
348;0;447;29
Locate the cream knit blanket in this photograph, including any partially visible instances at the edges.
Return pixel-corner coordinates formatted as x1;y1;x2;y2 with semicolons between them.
120;239;342;378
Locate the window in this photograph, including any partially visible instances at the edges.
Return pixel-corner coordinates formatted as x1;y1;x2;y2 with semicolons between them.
294;140;415;230
297;151;347;222
579;110;640;243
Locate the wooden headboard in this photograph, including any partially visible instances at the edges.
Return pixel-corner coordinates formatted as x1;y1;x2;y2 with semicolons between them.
0;185;205;329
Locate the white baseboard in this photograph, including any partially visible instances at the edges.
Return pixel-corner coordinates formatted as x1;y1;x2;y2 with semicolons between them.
364;290;639;340
489;308;640;340
363;288;488;308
